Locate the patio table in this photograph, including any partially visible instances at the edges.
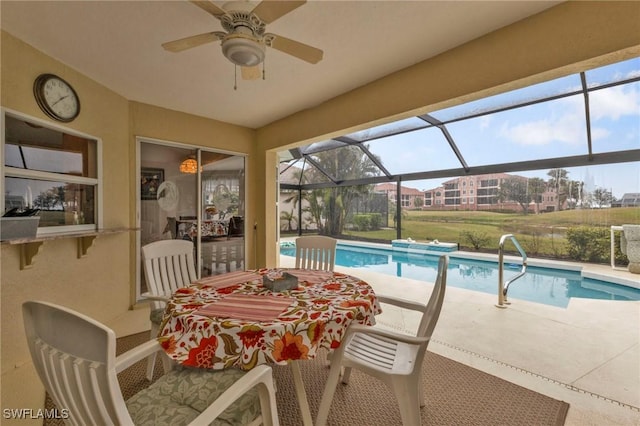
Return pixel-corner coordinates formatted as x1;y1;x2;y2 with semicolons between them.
158;268;381;426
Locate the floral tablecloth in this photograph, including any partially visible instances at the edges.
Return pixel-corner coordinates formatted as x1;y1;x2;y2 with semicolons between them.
158;268;381;370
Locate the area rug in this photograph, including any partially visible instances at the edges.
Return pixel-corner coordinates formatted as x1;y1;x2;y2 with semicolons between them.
45;331;569;425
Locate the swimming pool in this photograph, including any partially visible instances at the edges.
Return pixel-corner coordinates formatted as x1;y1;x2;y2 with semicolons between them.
280;242;640;308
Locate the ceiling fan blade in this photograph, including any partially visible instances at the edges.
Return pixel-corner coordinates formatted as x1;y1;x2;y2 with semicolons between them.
251;0;306;24
267;33;323;64
241;66;262;80
162;31;225;52
189;0;227;18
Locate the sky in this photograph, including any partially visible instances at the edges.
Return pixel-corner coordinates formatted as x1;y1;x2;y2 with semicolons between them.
360;57;640;199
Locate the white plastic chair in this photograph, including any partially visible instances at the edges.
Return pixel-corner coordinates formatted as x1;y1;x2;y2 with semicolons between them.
23;300;279;426
316;255;449;426
294;236;337;271
141;239;198;380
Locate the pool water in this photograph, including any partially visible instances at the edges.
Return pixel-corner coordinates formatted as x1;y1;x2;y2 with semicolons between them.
280;244;640;308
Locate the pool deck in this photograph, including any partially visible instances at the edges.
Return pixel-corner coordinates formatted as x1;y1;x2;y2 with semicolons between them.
280;239;640;425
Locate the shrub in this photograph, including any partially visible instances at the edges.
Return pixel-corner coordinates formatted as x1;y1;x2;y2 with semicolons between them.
351;213;382;231
524;233;541;256
565;226;610;263
460;230;491;250
369;213;382;230
352;214;371;231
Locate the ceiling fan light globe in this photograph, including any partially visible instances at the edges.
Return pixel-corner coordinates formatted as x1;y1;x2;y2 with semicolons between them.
222;37;265;67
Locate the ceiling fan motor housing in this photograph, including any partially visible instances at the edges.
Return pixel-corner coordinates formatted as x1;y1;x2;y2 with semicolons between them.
220;11;266;67
222;35;265;67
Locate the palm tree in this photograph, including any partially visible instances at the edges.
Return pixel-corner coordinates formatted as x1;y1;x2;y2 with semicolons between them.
547;168;569;211
282;168;308;230
280;210;297;231
527;177;546;213
306;145;381;236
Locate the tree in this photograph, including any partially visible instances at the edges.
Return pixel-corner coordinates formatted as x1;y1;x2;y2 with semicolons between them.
547;168;569;211
304;189;326;233
282;168;307;212
303;145;380;236
280;210;297;231
565;179;584;209
413;196;424;209
33;186;65;210
527;177;546;213
498;177;531;214
592;187;613;208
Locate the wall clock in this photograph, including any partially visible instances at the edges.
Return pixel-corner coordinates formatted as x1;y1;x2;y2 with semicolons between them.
33;73;80;122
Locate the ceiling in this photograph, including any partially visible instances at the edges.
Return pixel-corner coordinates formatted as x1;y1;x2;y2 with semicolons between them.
1;1;560;129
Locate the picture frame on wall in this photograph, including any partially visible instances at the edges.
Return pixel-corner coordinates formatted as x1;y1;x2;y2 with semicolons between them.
141;168;164;200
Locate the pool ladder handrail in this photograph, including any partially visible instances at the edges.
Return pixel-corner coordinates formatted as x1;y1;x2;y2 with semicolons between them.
497;234;527;308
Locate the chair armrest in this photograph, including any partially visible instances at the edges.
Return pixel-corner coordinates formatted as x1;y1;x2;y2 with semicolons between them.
376;294;426;313
140;292;171;303
189;365;277;426
345;323;429;346
115;339;163;373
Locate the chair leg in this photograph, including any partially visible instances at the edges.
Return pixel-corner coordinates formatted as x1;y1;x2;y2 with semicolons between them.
392;376;422;426
316;356;344;426
341;366;352;384
146;323;159;381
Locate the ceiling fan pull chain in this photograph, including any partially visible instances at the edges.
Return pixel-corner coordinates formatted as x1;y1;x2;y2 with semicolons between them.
234;65;238;91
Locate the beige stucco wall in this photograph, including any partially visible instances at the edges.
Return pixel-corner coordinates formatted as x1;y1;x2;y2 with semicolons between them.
1;0;639;421
0;31;255;422
1;32;134;420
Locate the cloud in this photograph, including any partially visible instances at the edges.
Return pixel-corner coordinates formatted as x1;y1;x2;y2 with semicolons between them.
479;115;491;130
499;109;585;146
498;84;638;146
589;84;640;120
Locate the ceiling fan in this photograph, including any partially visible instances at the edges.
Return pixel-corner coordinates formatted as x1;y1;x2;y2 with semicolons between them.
163;0;323;80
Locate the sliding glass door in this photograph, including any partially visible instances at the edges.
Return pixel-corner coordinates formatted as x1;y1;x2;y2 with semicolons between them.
199;151;245;276
137;140;245;301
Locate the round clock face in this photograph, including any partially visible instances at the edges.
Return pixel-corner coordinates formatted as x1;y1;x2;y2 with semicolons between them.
33;74;80;122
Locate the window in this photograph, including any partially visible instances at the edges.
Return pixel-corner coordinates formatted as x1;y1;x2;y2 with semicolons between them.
3;112;101;234
480;179;499;187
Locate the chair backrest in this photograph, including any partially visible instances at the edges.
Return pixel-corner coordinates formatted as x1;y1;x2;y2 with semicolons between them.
416;254;448;338
142;239;198;309
23;301;131;425
228;216;244;237
294;236;337;271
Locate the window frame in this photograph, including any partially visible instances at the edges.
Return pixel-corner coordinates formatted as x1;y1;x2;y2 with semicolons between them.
2;108;103;236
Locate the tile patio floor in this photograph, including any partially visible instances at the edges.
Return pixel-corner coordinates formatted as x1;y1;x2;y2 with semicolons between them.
279;248;640;425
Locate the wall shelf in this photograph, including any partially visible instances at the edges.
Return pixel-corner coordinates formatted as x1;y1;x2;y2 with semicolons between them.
1;228;136;269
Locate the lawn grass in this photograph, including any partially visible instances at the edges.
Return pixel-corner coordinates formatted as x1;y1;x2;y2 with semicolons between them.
343;207;640;259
